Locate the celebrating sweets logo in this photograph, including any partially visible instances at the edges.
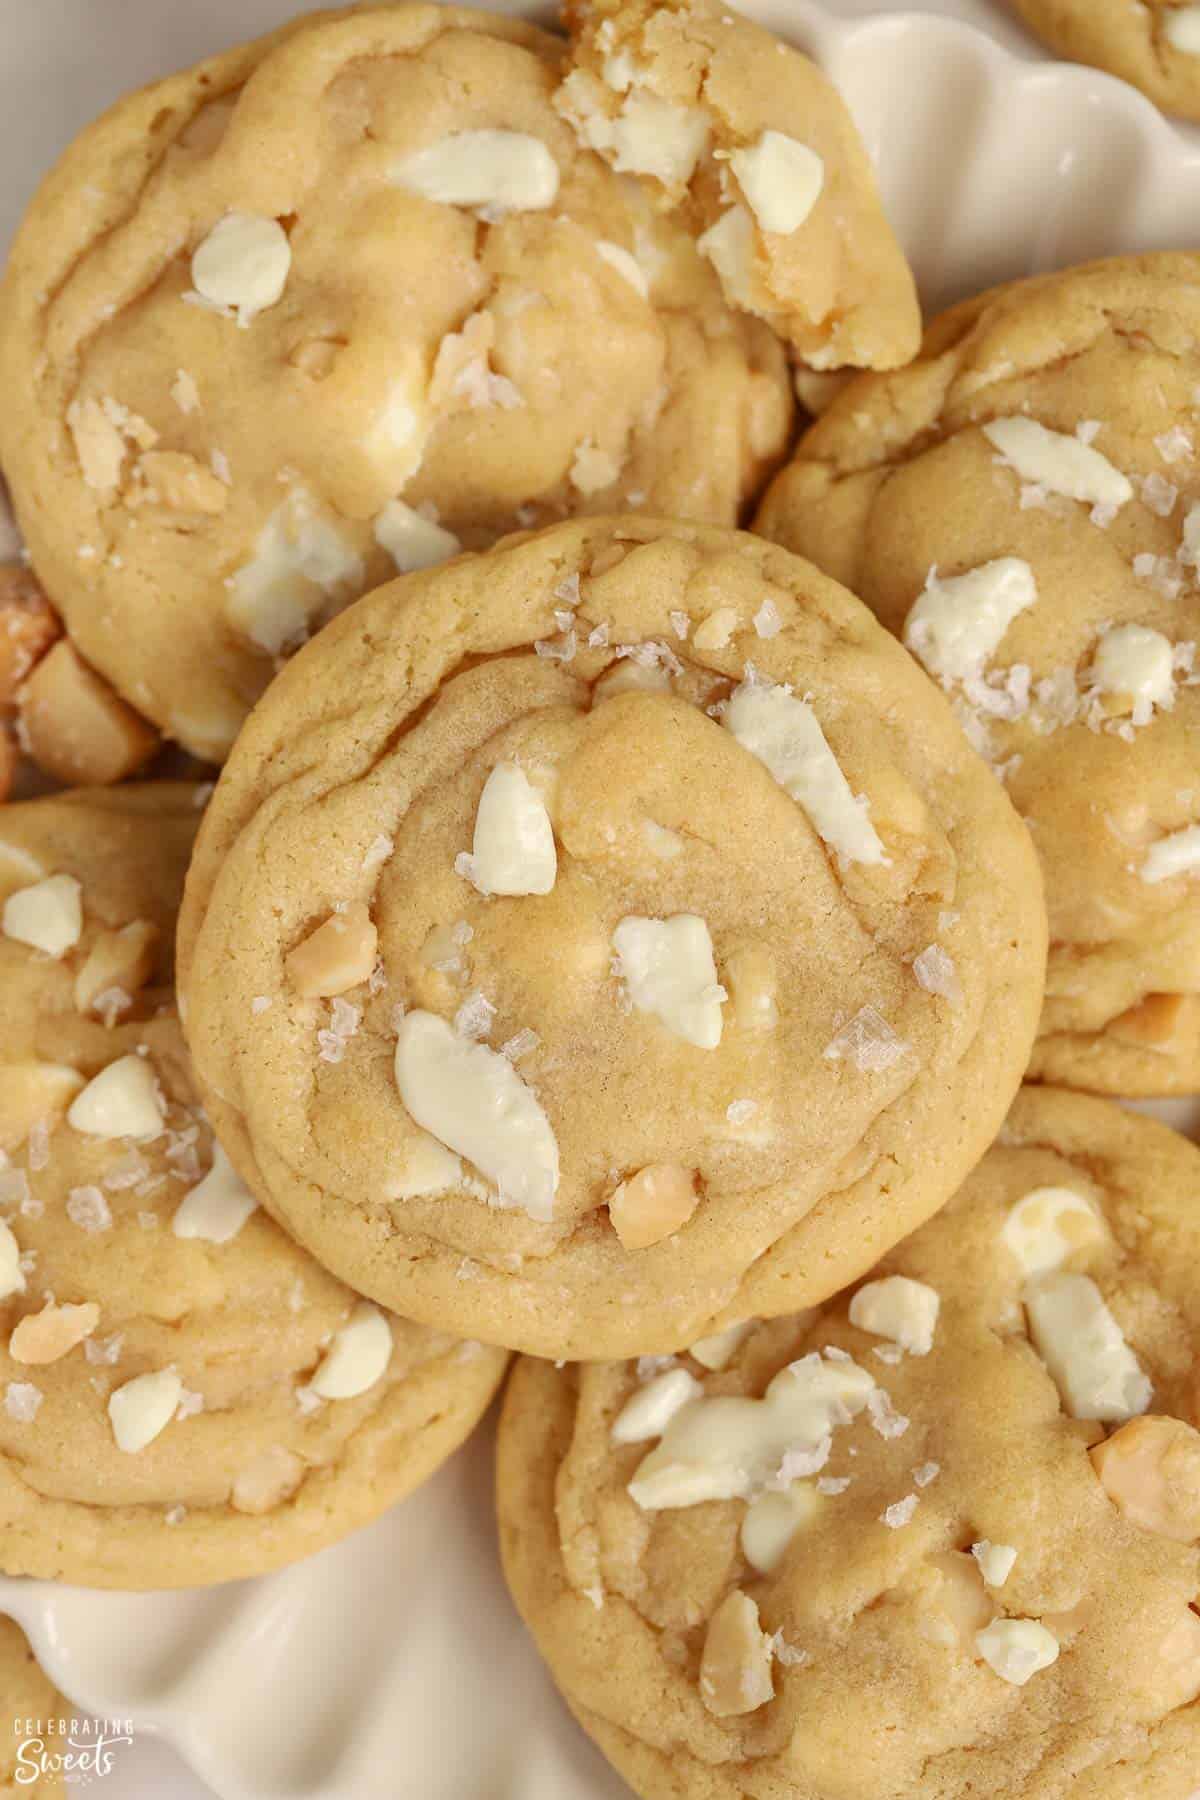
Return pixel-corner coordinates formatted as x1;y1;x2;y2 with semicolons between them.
11;1717;134;1787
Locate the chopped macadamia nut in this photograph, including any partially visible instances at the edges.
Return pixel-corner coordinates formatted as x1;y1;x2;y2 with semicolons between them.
975;1618;1060;1686
309;1302;392;1399
173;1142;259;1244
730;132;824;235
697;205;756;310
608;1163;699;1250
374;499;461;574
0;1222;24;1302
849;1275;940;1356
741;1483;821;1575
593;660;671;703
724;944;778;1032
9;1300;100;1365
18;641;158;786
595;239;648;296
1090;1416;1200;1542
689;1321;753;1370
67;1054;164;1141
108;1368;183;1453
611;1367;701;1444
470;763;557;896
0;565;61;706
971;1540;1018;1587
2;874;82;958
570;439;621;495
1002;1185;1108;1278
74;920;158;1014
0;1062;83;1154
692;607;740;651
612;914;725;1049
1109;992;1194;1049
190;212;291;325
286;901;377;998
132;450;228;514
903;558;1038;685
561;76;710;191
230;1445;305;1515
927;1551;994;1649
393;130;559;211
1025;1272;1152;1422
701;1591;775;1717
225;487;363;656
983;418;1132;507
725;680;885;865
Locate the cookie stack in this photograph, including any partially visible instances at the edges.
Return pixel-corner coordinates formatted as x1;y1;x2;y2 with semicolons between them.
0;2;1196;1795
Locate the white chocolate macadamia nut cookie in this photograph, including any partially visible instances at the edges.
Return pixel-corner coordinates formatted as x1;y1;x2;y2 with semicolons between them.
1011;0;1200;124
0;4;793;763
556;0;919;371
178;516;1046;1360
497;1088;1200;1800
0;1617;69;1797
0;786;505;1588
756;256;1200;1096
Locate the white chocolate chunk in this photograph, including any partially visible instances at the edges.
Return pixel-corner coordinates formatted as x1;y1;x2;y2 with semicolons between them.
612;914;725;1050
595;240;649;296
1002;1186;1108;1278
172;1143;259;1244
975;1618;1059;1686
1024;1272;1152;1422
1165;5;1200;54
971;1541;1018;1588
573;86;710;188
67;1055;164;1141
108;1368;183;1453
689;1321;753;1370
394;130;559;211
903;559;1038;683
374;500;461;574
741;1484;820;1575
191;213;291;325
849;1276;940;1356
309;1302;392;1399
1091;624;1175;711
1142;824;1200;885
983;417;1132;507
612;1368;701;1444
226;488;363;654
730;132;824;234
394;1010;558;1221
725;680;885;866
0;1221;26;1301
628;1351;875;1510
697;204;756;310
2;874;83;958
471;763;557;896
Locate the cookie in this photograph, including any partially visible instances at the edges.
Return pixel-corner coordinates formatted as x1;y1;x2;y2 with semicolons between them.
556;0;920;371
497;1087;1200;1800
1010;0;1200;123
756;255;1200;1096
0;4;794;762
0;1618;69;1797
177;514;1046;1360
0;785;506;1588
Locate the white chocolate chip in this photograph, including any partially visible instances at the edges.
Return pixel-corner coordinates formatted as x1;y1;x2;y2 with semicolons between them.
971;1541;1018;1588
983;418;1132;507
700;1591;774;1717
612;914;725;1050
190;213;291;325
0;1222;25;1302
108;1368;183;1453
67;1055;164;1141
849;1276;940;1356
730;132;824;234
309;1302;392;1400
394;1010;558;1221
725;680;885;866
628;1350;875;1510
394;130;559;211
975;1618;1059;1686
1166;5;1200;53
697;204;756;310
1001;1186;1108;1278
172;1143;258;1244
470;763;557;897
612;1367;701;1444
2;874;83;958
689;1322;753;1370
1141;824;1200;885
374;500;461;574
1091;624;1176;715
903;559;1038;684
226;488;364;655
741;1484;820;1575
1024;1272;1152;1422
595;240;649;296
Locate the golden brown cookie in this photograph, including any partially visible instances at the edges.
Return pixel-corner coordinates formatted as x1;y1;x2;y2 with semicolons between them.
0;3;793;762
1011;0;1200;122
756;255;1200;1096
0;1617;69;1798
497;1087;1200;1800
0;785;506;1588
556;0;920;372
178;515;1046;1360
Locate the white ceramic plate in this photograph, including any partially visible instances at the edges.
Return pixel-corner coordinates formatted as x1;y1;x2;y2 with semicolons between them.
3;4;1200;1796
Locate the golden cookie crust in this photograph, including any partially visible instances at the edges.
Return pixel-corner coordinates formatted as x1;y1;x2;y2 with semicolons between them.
0;1617;68;1798
497;1088;1200;1800
1011;0;1200;123
178;515;1045;1360
756;254;1200;1095
0;4;791;761
0;786;506;1589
